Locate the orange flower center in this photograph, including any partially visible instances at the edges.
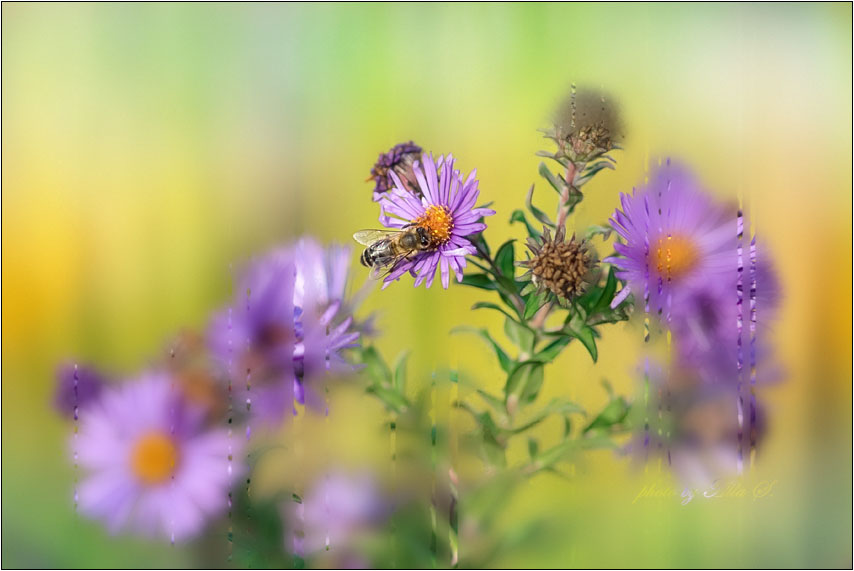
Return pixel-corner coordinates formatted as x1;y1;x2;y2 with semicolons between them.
651;234;699;281
130;431;179;486
416;205;454;245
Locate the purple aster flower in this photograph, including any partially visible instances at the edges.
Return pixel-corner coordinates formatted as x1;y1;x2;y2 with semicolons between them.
285;471;388;560
53;362;106;419
669;245;782;385
606;160;736;317
208;240;361;423
75;371;241;541
208;248;297;423
368;141;422;201
377;153;495;289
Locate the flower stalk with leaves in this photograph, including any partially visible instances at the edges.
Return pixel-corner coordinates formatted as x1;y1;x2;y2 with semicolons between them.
354;89;634;567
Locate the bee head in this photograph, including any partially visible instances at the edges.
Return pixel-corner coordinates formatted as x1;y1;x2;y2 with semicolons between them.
416;226;431;248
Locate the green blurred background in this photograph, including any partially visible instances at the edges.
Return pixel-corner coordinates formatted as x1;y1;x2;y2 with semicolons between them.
2;3;851;568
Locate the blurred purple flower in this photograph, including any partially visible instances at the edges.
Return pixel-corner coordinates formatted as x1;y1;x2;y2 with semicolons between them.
378;153;495;289
286;471;388;559
53;363;106;419
670;244;782;385
369;141;422;201
606;161;735;316
75;371;241;541
208;240;360;423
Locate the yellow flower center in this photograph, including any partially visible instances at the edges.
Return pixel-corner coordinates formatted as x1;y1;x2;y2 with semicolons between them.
416;205;454;245
130;431;179;486
652;234;699;281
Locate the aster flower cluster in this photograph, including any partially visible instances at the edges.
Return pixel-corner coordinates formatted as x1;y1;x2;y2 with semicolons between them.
605;160;782;483
56;237;365;546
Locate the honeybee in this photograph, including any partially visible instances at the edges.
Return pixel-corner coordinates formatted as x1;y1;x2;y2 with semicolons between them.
353;225;434;279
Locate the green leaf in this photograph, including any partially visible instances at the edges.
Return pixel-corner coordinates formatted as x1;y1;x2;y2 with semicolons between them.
505;360;545;404
530;440;575;472
476;389;505;412
592;266;618;315
504;316;535;354
460;272;496;290
474;409;507;467
360;346;391;384
566;313;598;362
471;301;519;323
570;325;598;362
538;162;567;195
510;398;586;434
533;335;572;362
392;351;409;392
509;209;541;238
525;184;555;228
519;281;537;296
366;384;409;413
493;274;523;317
494;240;516;279
527;437;539;459
451;326;514;374
583;396;630;435
530;436;617;473
584;224;614;241
523;291;547;320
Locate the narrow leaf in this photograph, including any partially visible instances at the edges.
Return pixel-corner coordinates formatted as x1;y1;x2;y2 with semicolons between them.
527;438;539;459
494;240;516;279
509;209;542;238
471;301;519;323
504;316;535;353
359;346;391;384
525;184;555;227
523;291;547;320
460;273;496;290
505;360;545;404
533;335;572;362
392;351;409;392
451;326;514;374
538;162;567;195
568;325;598;362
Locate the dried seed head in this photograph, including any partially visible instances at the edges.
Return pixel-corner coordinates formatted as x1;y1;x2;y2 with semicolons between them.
544;88;624;163
519;226;599;304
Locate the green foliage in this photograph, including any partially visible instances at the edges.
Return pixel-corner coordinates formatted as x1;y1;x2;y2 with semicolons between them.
525;184;556;228
460;272;496;290
228;488;294;570
509;209;541;238
583;381;632;436
503;317;535;354
523;291;547;320
451;326;513;373
504;360;545;405
538;161;567;195
357;346;410;413
494;240;516;279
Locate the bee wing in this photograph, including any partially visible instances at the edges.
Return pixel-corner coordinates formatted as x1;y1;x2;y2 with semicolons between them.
353;229;399;246
368;249;416;281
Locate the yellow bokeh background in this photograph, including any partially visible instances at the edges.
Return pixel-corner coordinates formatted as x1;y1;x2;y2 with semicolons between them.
2;3;851;567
